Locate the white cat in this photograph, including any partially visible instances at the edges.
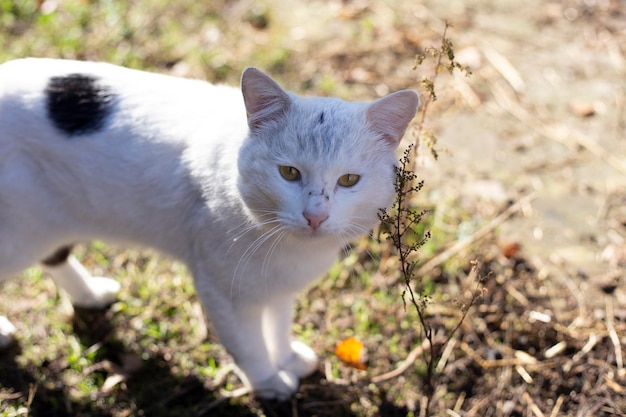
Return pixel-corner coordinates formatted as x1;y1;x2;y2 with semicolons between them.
0;58;418;399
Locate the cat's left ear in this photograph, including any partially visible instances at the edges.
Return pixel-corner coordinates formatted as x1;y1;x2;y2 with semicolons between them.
366;90;420;148
241;67;292;133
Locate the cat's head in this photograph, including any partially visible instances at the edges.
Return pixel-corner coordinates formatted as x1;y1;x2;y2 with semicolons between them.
237;68;419;242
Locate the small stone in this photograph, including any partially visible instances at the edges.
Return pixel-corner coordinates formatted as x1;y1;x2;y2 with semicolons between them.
568;99;595;117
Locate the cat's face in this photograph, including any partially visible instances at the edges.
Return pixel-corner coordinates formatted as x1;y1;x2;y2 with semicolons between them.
238;99;396;241
237;68;419;243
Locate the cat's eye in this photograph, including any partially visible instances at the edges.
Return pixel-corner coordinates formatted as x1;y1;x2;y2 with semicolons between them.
337;173;360;187
279;165;301;181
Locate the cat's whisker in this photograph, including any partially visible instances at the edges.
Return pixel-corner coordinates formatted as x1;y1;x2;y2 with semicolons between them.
229;219;275;247
227;211;277;237
261;229;288;293
227;216;281;253
339;238;353;260
331;230;354;260
332;231;364;283
340;223;371;241
336;223;371;254
261;229;283;277
231;224;277;299
231;224;284;300
243;227;288;297
345;223;383;268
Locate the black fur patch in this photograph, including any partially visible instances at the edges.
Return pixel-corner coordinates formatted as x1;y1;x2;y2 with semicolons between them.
318;111;325;124
46;73;114;135
41;245;73;266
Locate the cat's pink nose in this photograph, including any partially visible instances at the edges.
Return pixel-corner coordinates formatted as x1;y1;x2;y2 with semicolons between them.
303;211;328;230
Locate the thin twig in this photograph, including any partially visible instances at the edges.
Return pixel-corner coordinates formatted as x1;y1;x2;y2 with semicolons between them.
522;391;545;417
371;332;446;383
197;363;252;415
198;387;252;416
549;395;565;417
481;46;525;92
370;338;430;383
416;192;537;276
414;23;450;133
466;397;490;416
379;21;472;414
565;332;598;373
542;257;588;320
26;384;37;414
605;296;624;371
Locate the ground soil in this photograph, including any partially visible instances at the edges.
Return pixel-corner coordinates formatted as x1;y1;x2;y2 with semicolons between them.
403;1;626;414
399;0;626;415
1;0;625;416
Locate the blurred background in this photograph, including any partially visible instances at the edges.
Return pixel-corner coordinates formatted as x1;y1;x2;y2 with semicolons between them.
1;1;624;416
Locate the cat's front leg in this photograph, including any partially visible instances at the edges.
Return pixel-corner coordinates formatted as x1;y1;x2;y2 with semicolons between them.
263;293;319;379
193;282;301;399
41;246;120;309
281;340;319;378
223;303;301;399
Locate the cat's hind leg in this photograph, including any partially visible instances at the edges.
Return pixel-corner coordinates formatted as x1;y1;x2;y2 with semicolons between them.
41;246;120;309
0;240;45;349
0;246;120;349
0;316;17;349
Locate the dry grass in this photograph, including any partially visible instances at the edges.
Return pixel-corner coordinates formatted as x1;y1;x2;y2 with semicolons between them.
1;0;625;416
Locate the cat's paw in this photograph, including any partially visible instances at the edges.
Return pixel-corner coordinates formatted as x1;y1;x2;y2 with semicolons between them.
280;341;319;378
252;370;299;400
0;316;17;350
72;277;121;309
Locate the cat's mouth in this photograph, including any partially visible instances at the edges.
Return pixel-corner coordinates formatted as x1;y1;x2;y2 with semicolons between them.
285;223;335;240
290;227;327;239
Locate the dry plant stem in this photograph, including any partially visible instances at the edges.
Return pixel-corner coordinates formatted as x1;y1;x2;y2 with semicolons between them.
605;296;624;371
459;342;552;370
198;363;252;414
481;46;525;93
412;22;450;162
380;21;474;411
419;397;428;417
549;395;565;417
198;387;252;416
370;332;447;383
416;192;538;277
466;397;490;416
412;21;470;164
26;384;37;411
540;256;588;319
522;391;545;417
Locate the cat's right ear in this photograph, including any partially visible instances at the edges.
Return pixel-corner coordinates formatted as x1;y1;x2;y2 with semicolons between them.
366;90;419;148
241;67;291;133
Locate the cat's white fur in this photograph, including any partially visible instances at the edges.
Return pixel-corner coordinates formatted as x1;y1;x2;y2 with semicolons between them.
0;58;418;398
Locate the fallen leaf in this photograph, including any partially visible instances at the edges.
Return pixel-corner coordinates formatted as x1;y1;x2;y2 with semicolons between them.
499;241;521;259
100;374;127;394
568;99;595;117
335;337;368;370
